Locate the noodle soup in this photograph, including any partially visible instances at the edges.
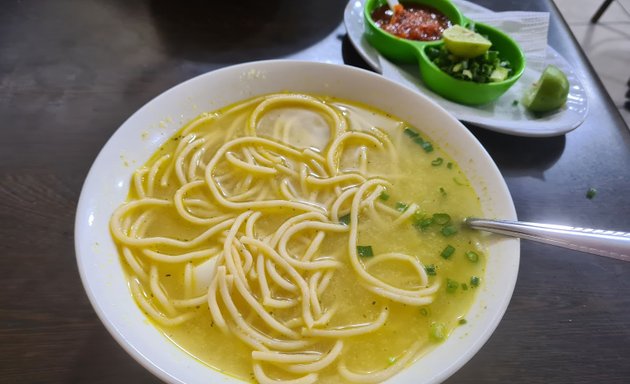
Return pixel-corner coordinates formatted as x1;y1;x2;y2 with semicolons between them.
110;93;486;383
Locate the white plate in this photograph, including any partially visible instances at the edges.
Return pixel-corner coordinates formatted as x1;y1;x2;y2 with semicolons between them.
344;0;589;137
75;60;519;384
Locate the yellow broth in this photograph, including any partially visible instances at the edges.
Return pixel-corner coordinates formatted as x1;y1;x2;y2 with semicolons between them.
117;94;486;383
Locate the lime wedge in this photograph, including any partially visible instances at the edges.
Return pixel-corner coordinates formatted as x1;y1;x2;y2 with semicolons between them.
442;25;492;58
522;65;570;113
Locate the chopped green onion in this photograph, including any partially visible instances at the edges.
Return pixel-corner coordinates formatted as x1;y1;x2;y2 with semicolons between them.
413;217;433;231
421;141;434;153
432;213;451;225
430;322;446;341
439;187;447;197
404;128;419;138
420;218;433;228
440;245;455;259
461;283;469;291
453;177;466;185
413;136;424;145
426;44;513;84
420;308;430;316
486;51;498;61
586;187;597;199
447;162;453;169
395;202;409;212
425;264;437;276
446;278;459;293
441;225;458;237
357;245;374;258
470;276;481;287
379;190;390;201
339;213;350;226
431;157;443;166
512;100;519;106
458;318;468;325
466;251;479;263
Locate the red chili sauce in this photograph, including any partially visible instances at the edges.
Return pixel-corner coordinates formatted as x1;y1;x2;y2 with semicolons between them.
372;2;452;41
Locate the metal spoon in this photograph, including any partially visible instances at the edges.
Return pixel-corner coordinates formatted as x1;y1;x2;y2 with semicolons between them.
464;218;630;262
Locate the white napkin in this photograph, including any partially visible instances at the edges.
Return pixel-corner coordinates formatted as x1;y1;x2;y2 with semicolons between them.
464;12;550;71
454;1;550;72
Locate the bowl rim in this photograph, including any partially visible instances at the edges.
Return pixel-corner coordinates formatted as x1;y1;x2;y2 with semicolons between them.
75;59;520;384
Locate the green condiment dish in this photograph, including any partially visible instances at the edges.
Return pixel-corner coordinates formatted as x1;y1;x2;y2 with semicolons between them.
363;0;526;105
363;0;466;63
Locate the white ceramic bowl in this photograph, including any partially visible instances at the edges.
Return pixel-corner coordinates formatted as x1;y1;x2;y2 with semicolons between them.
75;60;519;384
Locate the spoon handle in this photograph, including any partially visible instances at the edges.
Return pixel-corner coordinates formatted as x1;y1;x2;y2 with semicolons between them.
465;218;630;262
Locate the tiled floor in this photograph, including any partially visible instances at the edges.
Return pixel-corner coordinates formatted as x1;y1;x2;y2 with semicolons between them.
553;0;630;127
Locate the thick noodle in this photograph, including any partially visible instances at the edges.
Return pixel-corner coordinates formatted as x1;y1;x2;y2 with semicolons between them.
110;93;440;383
